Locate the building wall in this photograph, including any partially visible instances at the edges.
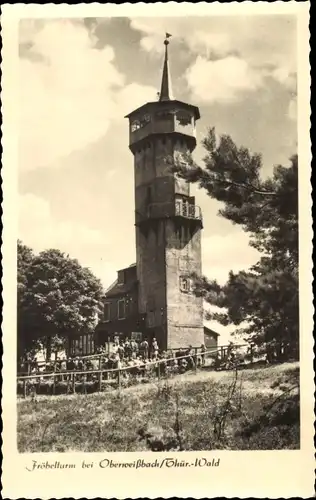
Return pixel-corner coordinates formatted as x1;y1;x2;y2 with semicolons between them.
165;219;204;348
135;221;167;348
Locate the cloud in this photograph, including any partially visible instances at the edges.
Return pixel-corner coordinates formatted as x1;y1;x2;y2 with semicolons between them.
118;82;157;116
19;193;118;286
19;19;156;172
187;31;232;59
129;16;297;103
186;55;265;103
288;97;297;122
19;194;105;249
202;231;260;285
271;66;297;92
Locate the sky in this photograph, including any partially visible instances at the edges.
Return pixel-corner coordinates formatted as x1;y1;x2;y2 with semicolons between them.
18;15;297;341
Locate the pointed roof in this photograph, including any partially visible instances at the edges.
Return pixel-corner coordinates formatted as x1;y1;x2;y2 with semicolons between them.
124;34;200;121
159;37;173;102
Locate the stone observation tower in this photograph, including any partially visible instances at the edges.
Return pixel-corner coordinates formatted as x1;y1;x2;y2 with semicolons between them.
125;35;204;350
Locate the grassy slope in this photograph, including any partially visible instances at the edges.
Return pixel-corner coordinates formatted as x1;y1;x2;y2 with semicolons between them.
17;362;299;452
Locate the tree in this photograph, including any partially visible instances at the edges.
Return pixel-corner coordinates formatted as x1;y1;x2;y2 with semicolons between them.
17;242;104;361
171;128;298;360
17;241;41;359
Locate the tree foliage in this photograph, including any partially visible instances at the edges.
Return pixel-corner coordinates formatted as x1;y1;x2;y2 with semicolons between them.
17;241;104;359
172;128;298;359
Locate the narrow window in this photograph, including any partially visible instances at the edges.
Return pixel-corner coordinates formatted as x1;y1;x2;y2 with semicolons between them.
104;302;111;322
86;334;92;355
83;335;87;355
118;299;126;320
117;270;125;284
90;335;95;355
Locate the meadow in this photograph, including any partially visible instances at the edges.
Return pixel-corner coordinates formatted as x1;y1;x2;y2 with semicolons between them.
17;362;299;452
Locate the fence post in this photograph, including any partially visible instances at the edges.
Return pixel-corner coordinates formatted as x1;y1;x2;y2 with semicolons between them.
72;372;76;394
157;362;160;380
23;379;27;398
99;371;102;392
194;348;198;372
118;369;121;392
53;375;56;395
250;344;254;364
215;352;219;371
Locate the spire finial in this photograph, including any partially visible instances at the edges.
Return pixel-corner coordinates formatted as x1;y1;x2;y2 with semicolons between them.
160;33;173;102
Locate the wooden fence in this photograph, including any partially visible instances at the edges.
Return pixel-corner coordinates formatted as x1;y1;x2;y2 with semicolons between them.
18;346;205;376
18;343;250;377
17;344;251;398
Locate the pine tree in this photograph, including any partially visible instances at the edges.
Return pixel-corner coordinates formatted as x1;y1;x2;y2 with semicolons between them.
172;128;298;360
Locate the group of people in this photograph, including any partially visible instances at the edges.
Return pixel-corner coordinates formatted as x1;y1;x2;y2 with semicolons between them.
96;337;160;363
94;338;207;372
20;338;208;380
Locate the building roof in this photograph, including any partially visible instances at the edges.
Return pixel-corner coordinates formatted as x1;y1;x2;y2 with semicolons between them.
125;35;199;121
105;280;138;298
204;326;220;337
124;99;200;121
105;263;138;298
160;38;173;102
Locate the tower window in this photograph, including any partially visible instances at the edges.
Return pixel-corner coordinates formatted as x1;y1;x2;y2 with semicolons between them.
118;299;126;320
176;112;191;126
104;302;111;322
131;120;141;132
180;276;191;293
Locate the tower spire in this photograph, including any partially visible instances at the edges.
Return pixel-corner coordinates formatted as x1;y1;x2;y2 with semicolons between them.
159;33;173;102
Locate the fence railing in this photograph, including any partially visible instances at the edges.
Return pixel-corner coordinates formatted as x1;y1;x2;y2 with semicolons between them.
17;344;252;398
17;344;249;376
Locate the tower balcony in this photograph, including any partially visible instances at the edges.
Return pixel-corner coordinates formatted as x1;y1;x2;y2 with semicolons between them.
175;200;201;219
135;201;203;227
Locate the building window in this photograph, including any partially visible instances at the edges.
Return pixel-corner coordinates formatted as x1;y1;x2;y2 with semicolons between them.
83;335;87;354
87;334;94;355
69;334;95;356
118;299;126;320
117;270;125;284
180;276;191;293
104;302;110;322
176;112;192;126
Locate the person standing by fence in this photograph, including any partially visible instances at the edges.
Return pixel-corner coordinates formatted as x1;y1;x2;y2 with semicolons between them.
140;339;149;360
201;343;206;366
151;338;159;360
